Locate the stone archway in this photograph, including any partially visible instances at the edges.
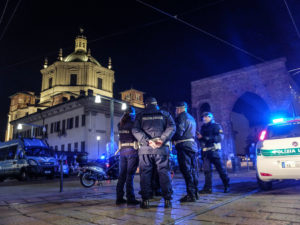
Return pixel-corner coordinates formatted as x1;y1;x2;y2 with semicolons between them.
231;92;270;156
191;58;295;159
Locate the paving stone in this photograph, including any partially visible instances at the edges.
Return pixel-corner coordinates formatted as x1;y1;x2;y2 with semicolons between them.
261;206;300;215
268;213;300;223
180;220;228;225
51;217;95;225
192;214;243;224
30;212;69;222
227;210;271;219
238;218;290;225
0;215;51;225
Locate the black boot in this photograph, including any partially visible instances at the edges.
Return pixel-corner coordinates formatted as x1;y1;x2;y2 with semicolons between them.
164;199;172;208
199;189;212;194
127;199;140;205
224;183;230;193
179;195;196;202
116;198;127;205
140;199;150;209
195;192;199;200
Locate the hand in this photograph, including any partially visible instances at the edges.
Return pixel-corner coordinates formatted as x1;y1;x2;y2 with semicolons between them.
197;133;202;139
154;139;163;148
149;140;158;149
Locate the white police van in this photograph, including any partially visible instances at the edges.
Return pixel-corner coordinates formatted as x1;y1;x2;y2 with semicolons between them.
0;138;57;181
256;117;300;190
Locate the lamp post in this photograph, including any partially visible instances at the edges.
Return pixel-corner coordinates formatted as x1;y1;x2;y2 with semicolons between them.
97;136;101;157
94;95;127;156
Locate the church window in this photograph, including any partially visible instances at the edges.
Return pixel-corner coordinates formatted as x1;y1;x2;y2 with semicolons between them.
75;116;79;128
81;141;85;152
81;115;86;126
49;77;53;89
70;74;77;86
97;78;102;89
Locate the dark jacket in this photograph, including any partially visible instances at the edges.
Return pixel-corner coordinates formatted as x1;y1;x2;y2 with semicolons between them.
173;111;198;152
132;105;176;155
118;120;137;156
198;121;224;148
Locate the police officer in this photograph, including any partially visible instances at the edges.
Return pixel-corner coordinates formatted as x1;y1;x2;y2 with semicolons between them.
173;102;199;202
132;97;176;209
116;106;140;205
197;112;230;194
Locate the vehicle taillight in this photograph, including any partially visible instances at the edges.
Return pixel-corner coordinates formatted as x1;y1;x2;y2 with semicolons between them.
260;172;272;176
106;163;110;168
259;130;267;141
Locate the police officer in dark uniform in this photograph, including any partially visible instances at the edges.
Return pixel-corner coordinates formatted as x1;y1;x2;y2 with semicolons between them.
116;106;140;205
173;102;199;202
132;97;176;209
197;112;230;194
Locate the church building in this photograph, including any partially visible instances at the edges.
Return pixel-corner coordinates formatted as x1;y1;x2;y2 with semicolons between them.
5;30;144;161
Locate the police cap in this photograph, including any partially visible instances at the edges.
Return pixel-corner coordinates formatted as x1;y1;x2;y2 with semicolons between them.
176;101;188;109
201;112;213;118
145;97;157;105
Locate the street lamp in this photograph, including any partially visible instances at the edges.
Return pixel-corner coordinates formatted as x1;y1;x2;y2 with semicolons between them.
95;95;101;103
97;136;101;157
17;124;23;130
121;103;127;111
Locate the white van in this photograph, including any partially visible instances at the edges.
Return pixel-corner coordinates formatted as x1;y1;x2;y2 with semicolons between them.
0;138;57;181
256;117;300;190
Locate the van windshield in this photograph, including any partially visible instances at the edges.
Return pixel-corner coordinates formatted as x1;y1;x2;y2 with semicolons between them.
267;122;300;139
25;147;53;157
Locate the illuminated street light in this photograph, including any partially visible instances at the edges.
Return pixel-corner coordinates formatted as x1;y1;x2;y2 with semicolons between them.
121;103;127;110
17;124;23;130
95;95;101;103
97;136;101;141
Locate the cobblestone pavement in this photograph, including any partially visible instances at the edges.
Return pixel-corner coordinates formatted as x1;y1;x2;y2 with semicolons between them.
0;171;300;225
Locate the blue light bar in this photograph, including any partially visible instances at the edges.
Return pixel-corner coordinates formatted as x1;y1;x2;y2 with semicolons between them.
272;118;285;124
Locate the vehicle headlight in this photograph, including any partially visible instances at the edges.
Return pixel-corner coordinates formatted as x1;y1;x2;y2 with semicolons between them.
28;159;38;166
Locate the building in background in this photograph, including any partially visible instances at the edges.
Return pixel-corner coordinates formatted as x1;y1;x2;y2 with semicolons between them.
5;30;144;161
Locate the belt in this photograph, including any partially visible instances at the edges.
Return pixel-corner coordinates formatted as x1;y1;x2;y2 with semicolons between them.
121;143;135;147
174;138;194;146
203;143;221;152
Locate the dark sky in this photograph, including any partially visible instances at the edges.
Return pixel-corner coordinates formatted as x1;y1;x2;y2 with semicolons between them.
1;0;300;141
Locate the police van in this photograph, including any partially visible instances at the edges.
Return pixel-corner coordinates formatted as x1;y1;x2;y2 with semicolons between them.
256;117;300;190
0;138;57;181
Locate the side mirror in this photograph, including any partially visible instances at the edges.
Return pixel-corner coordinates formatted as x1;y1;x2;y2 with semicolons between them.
19;151;25;159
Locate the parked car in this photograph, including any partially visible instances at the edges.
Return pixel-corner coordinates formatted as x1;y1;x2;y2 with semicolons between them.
256;117;300;190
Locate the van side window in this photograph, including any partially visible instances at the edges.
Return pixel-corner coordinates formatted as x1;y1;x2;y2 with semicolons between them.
0;148;7;161
0;145;17;161
7;145;17;160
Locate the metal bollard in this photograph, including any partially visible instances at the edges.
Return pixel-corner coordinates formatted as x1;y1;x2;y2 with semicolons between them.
60;160;63;192
246;155;249;171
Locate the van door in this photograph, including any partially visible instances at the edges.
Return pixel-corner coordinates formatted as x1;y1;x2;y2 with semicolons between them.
9;145;19;175
0;149;6;177
5;146;18;176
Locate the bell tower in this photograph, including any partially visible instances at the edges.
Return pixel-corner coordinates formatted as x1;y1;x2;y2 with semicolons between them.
75;28;87;52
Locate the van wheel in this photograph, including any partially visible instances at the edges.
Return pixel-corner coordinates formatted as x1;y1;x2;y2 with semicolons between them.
18;169;28;181
257;174;272;190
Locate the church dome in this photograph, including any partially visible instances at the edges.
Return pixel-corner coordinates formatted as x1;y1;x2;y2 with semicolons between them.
63;30;101;66
64;50;101;66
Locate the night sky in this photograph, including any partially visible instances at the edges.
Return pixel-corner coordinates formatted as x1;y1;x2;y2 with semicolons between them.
1;0;300;141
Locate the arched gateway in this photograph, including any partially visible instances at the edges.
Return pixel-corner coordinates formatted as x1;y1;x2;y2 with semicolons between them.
191;58;298;159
